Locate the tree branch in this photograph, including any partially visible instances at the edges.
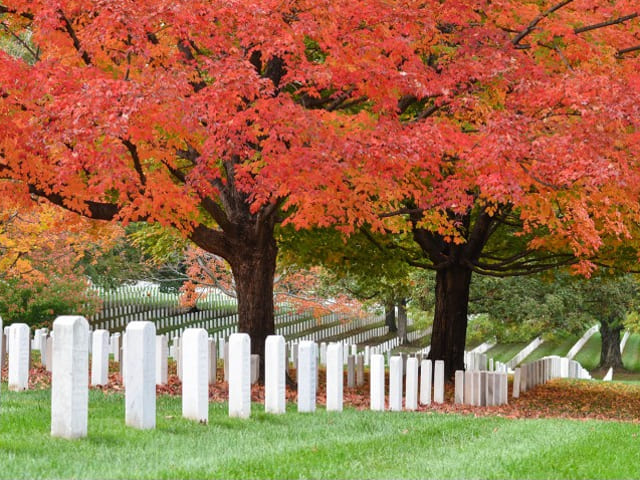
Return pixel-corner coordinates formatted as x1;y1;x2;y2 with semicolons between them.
512;0;574;48
58;9;92;65
575;13;639;34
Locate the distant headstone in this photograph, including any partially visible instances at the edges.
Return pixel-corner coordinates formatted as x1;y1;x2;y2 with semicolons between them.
265;335;286;414
356;354;365;387
223;342;230;382
472;371;482;406
347;355;356;388
485;372;496;407
326;343;343;411
433;360;445;404
389;356;403;411
91;329;110;386
182;328;208;423
250;354;260;385
51;316;89;439
464;370;474;405
208;338;217;385
298;341;317;413
112;333;121;363
156;335;168;386
44;335;53;373
8;323;30;391
370;354;385;411
405;357;419;411
419;359;432;405
228;333;251;419
125;322;156;429
513;368;521;399
454;370;464;405
319;342;327;366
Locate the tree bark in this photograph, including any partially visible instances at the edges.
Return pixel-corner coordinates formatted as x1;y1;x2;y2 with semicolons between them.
429;265;472;379
599;317;623;369
228;233;278;381
385;301;397;333
397;298;408;345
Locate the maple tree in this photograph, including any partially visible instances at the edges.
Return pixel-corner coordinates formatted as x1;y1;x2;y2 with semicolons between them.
2;1;640;376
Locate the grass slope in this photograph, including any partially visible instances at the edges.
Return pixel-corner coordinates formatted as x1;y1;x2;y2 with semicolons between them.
485;343;527;363
525;337;578;364
2;387;640;479
622;333;640;372
573;332;602;370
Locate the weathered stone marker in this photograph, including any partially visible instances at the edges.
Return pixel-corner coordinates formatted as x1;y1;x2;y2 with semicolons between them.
51;316;89;439
228;333;251;419
223;342;230;382
370;353;385;411
326;343;343;411
472;371;482;406
125;322;156;429
265;335;286;414
420;359;432;405
433;360;445;404
91;329;110;386
182;328;209;423
156;335;168;386
389;356;403;411
464;370;474;405
356;354;365;387
405;357;419;411
250;354;260;385
8;323;30;391
298;341;317;413
513;368;521;399
45;335;53;373
347;355;356;388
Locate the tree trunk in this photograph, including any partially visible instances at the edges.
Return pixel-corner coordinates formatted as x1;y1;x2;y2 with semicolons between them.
229;235;277;380
429;265;472;379
599;317;623;369
397;298;408;345
385;301;397;333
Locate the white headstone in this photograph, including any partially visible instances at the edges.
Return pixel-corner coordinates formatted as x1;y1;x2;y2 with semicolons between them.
156;335;168;385
472;371;482;406
125;322;156;429
405;357;419;411
182;328;209;423
208;338;217;385
433;360;445;404
91;329;110;386
326;343;343;411
464;370;474;405
420;359;432;405
370;353;385;411
265;335;286;414
250;354;260;385
8;323;30;391
389;356;403;411
347;355;356;388
45;335;53;373
513;368;521;399
297;341;317;413
485;372;496;406
51;316;89;439
228;333;251;419
356;354;365;387
319;342;327;366
454;370;464;405
112;333;121;363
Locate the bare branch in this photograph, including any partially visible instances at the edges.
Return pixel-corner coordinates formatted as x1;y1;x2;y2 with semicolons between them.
512;0;574;48
575;13;639;34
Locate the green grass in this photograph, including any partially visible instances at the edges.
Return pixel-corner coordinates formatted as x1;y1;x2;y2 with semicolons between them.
3;388;640;479
622;333;640;372
573;332;602;370
525;336;579;364
485;342;527;363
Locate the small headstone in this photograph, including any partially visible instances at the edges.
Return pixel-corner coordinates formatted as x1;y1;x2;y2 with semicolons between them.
250;354;260;385
488;358;494;371
125;322;156;429
91;329;110;386
389;356;403;411
472;371;482;406
370;354;385;411
356;354;365;387
182;328;208;423
228;333;251;419
454;370;464;405
326;343;343;411
208;338;217;384
513;368;521;398
265;335;286;414
319;342;327;366
51;316;89;439
419;359;432;405
112;333;121;363
297;341;317;413
405;357;419;411
364;345;370;366
500;372;508;405
156;335;168;385
433;360;445;404
223;342;230;382
347;355;356;388
8;323;30;391
464;370;474;405
485;372;496;407
45;335;53;373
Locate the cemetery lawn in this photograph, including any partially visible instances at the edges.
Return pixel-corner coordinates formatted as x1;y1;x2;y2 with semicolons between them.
2;388;640;479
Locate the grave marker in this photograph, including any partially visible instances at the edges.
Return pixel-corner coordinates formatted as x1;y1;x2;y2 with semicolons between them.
389;356;403;411
91;329;109;386
420;359;432;405
326;343;343;411
265;335;286;414
433;360;445;404
370;354;385;411
228;333;251;418
125;322;156;429
182;328;208;423
454;370;464;405
298;341;317;413
405;357;419;411
8;323;29;391
156;335;168;385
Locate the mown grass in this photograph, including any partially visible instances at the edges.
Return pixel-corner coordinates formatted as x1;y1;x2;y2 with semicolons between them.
2;387;640;479
622;333;640;372
485;342;527;363
525;336;579;364
574;332;602;370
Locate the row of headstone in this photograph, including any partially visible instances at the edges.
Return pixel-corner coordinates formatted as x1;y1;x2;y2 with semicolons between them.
513;355;591;398
455;370;509;406
370;357;445;411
